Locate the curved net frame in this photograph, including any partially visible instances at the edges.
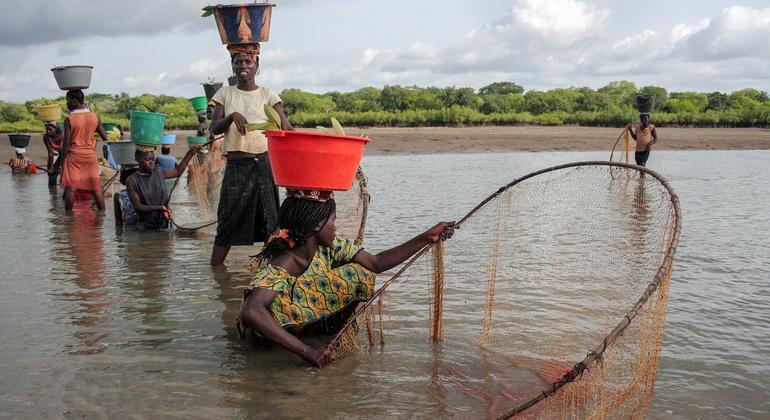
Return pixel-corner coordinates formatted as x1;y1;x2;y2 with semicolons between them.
321;161;681;419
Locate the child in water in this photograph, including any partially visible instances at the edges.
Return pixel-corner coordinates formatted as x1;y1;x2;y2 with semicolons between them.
9;147;38;174
126;144;202;231
238;189;455;366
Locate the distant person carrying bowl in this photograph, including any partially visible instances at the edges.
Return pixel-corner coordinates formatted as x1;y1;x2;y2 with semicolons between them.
209;43;295;266
629;113;658;167
60;89;110;211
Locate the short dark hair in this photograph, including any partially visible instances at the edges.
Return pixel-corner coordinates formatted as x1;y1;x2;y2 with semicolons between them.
161;146;171;155
66;89;84;104
134;149;154;162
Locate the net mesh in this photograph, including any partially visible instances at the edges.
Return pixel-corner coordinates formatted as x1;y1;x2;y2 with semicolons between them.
168;140;370;237
167;141;225;232
321;161;681;419
331;168;370;245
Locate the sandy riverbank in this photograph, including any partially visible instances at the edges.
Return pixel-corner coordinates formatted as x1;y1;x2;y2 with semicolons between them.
5;126;770;166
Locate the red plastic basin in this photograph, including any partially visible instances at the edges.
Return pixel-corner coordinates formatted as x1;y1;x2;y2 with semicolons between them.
266;130;369;191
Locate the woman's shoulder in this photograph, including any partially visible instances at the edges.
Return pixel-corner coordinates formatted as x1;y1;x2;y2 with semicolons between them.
319;236;361;263
251;264;293;290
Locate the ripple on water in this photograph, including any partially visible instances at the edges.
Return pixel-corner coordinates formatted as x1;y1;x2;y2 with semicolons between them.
1;151;769;417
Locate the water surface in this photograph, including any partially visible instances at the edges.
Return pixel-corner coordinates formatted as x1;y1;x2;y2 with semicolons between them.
0;150;768;418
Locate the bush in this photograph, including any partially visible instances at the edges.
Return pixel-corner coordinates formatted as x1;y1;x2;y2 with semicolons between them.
534;113;564;126
3;85;770;132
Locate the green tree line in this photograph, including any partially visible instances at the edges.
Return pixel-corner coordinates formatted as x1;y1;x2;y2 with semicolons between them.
2;81;769;132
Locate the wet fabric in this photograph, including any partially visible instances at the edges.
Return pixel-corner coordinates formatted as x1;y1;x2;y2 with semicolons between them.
214;154;279;246
242;237;375;329
127;167;169;230
635;150;650;166
116;190;136;222
60;111;101;191
9;155;31;174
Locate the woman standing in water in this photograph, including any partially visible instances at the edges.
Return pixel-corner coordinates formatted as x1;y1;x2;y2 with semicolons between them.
209;43;294;266
60;89;110;211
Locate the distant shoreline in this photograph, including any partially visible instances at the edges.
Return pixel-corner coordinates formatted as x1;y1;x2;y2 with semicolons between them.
7;126;770;167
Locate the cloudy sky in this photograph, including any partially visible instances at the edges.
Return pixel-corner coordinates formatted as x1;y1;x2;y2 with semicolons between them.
1;0;769;102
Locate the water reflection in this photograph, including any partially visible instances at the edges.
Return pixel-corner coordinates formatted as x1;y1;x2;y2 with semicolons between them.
117;230;176;348
53;202;111;355
3;151;770;418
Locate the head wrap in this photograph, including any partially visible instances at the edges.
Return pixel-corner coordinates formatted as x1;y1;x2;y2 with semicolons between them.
227;43;260;62
286;188;334;202
13;147;26;155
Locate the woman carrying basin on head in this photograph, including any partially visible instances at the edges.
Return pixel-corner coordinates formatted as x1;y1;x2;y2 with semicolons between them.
209;43;295;266
60;89;110;211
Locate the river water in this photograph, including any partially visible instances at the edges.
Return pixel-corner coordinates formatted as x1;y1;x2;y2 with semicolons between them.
0;150;768;419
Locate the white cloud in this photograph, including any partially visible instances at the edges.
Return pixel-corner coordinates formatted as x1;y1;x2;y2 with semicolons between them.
361;48;379;66
1;1;770;102
671;5;770;60
671;19;709;44
513;0;609;42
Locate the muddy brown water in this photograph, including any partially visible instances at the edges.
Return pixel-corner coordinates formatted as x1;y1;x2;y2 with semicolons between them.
0;150;768;418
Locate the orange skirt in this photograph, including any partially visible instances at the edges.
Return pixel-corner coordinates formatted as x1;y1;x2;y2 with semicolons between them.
60;150;101;191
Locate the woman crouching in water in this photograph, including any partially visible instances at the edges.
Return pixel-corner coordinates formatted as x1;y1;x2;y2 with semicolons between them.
238;189;455;366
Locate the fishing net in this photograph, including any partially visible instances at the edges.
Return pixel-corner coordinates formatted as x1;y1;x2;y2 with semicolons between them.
331;167;370;245
610;125;633;166
321;161;681;419
168;141;225;232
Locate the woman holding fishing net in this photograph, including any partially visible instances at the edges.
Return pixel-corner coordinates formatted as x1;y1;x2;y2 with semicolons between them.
209;43;294;266
237;189;454;366
126;144;203;231
237;189;455;366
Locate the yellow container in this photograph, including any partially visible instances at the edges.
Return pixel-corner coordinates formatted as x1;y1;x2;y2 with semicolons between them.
35;104;62;122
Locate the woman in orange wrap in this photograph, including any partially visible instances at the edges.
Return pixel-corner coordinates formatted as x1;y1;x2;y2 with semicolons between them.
60;89;110;211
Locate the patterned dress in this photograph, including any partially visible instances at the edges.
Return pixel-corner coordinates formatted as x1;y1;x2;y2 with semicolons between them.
9;155;32;174
239;237;376;332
